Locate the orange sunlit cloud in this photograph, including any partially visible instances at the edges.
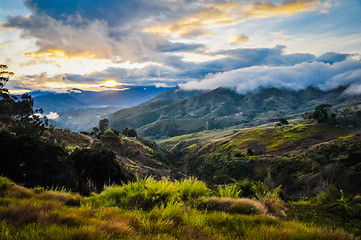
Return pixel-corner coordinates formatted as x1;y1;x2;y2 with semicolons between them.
17;50;150;76
143;0;324;37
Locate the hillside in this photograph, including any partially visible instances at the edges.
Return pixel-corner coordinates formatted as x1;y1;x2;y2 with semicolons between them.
0;128;173;194
109;86;361;139
160;117;361;197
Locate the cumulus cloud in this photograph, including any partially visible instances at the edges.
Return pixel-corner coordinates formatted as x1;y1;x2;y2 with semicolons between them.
180;60;361;93
46;112;59;120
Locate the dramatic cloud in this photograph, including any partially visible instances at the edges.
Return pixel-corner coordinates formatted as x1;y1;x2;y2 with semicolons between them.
2;0;361;93
180;60;361;93
144;0;325;37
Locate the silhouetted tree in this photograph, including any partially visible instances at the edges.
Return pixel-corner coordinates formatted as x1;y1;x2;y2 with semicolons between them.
0;65;47;134
275;118;289;126
313;104;332;123
122;127;137;137
0;64;14;92
71;148;134;192
99;118;109;134
91;127;100;137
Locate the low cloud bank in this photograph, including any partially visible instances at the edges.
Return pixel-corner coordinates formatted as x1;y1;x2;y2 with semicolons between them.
179;60;361;93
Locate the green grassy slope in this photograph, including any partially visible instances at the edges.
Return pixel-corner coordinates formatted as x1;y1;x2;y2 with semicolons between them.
0;176;358;239
160;120;361;197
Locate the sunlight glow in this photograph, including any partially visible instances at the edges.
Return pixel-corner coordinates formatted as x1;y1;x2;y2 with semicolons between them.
101;79;122;88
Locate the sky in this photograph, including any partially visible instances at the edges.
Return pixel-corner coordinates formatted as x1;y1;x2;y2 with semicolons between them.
0;0;361;94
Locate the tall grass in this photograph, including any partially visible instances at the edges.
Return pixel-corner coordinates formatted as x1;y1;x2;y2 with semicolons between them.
0;176;358;239
177;177;211;201
98;177;210;210
218;184;241;198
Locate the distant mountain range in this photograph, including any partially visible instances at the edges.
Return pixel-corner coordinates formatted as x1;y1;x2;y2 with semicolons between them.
30;86;175;131
108;86;361;139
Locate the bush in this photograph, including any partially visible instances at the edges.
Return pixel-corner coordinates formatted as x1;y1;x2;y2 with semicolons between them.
150;201;185;224
99;177;180;210
0;176;15;192
177;177;211;201
312;185;340;205
218;184;241;198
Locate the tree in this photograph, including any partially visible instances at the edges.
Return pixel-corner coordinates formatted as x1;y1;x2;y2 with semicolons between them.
98;118;109;134
0;65;48;134
275;118;289;126
122;127;137;137
313;104;332;123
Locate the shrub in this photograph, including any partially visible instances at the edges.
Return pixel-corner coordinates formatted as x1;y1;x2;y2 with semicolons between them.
218;184;241;198
253;183;284;216
0;176;15;191
150;201;185;224
236;180;256;198
312;184;340;205
99;177;180;210
177;177;211;201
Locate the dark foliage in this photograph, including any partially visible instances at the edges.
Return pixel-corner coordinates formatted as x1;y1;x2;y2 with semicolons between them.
313;104;333;123
71;148;134;192
122;127;138;137
0;131;79;190
98;118;109;134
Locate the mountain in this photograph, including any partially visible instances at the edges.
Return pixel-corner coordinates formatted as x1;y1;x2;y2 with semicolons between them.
108;86;361;139
69;86;177;108
47;107;118;131
33;93;86;111
31;86;175;131
149;88;207;102
33;86;176;111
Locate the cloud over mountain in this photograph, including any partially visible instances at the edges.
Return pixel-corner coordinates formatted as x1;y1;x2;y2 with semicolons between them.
180;60;361;93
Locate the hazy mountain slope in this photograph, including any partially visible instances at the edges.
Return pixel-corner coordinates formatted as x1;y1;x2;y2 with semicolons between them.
48;107;118;131
31;86;175;131
109;86;361;139
149;88;207;102
33;93;86;111
69;86;176;108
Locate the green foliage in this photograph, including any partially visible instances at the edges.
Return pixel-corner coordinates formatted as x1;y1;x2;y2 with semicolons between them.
0;66;48;135
98;177;179;210
33;186;45;194
98;118;109;134
313;185;340;205
218;184;241;198
252;181;269;199
313;104;333;123
0;177;15;191
71;148;134;193
150;201;185;223
177;177;211;201
122;127;138;137
0;178;358;239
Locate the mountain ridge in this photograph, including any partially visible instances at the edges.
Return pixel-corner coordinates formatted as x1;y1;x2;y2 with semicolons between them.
108;85;361;139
